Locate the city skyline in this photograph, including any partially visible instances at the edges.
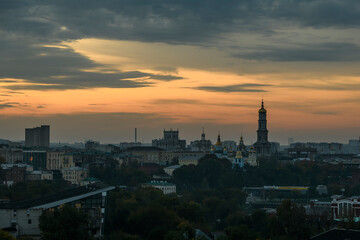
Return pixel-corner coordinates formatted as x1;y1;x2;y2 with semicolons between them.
1;1;360;144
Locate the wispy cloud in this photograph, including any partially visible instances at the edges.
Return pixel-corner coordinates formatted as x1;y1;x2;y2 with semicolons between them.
193;84;270;93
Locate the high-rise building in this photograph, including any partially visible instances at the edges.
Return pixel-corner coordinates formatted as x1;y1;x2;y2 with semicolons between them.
25;125;50;147
253;100;271;158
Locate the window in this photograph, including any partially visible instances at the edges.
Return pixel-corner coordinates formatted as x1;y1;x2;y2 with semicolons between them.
28;219;32;224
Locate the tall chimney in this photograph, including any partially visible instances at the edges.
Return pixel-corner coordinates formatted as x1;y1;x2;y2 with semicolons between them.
135;128;137;143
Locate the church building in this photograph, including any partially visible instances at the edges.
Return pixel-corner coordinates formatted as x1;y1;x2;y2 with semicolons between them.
253;100;271;158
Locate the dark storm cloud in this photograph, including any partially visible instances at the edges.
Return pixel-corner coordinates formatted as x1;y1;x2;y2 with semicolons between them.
1;0;360;91
235;42;360;62
194;84;270;93
2;1;360;44
0;36;182;91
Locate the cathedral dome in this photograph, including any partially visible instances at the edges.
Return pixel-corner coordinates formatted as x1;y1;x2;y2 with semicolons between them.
259;99;266;113
259;108;267;113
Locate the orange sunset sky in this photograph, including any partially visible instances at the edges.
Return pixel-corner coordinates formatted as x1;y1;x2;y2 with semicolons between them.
1;1;360;144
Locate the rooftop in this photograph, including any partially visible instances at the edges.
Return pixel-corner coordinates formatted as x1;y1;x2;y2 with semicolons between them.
0;182;115;210
143;181;176;187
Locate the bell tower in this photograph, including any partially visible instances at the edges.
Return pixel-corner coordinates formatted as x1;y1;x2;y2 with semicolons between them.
254;99;271;158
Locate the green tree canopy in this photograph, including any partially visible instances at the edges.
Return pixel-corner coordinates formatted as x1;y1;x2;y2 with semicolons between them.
39;205;91;240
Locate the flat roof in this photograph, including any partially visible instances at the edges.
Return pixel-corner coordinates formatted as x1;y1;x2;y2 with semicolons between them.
0;182;115;210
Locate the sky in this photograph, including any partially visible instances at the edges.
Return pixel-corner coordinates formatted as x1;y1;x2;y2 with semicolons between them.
1;0;360;145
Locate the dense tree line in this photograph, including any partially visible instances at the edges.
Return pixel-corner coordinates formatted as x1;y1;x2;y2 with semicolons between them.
89;162;150;186
103;187;312;240
172;155;358;196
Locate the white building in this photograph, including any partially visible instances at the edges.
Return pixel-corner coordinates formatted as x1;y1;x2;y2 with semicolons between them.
163;165;182;176
142;181;176;194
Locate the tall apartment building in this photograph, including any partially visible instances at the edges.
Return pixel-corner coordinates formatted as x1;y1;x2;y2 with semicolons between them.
25;125;50;147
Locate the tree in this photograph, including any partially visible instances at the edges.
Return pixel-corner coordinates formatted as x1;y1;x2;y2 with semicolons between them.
275;200;311;240
0;230;16;240
39;205;91;240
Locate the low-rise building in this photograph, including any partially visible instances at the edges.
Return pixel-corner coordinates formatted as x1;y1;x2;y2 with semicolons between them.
331;195;360;221
164;165;182;176
142;181;176;194
0;182;115;238
25;171;53;181
178;155;203;166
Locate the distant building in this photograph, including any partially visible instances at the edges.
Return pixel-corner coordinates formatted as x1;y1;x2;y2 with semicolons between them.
244;146;258;166
270;142;280;153
287;147;317;160
61;167;88;185
178;155;202;166
123;146;164;164
189;128;212;152
25;125;50;147
85;140;100;151
142;181;176;194
253;100;271;158
0;164;27;186
152;129;186;151
331;195;360;221
119;142;142;150
163;165;182;176
0;147;23;164
25;170;53;181
23;150;47;170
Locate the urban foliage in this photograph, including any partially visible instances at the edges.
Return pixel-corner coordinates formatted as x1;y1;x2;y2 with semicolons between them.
104;187;312;240
39;205;91;240
0;229;16;240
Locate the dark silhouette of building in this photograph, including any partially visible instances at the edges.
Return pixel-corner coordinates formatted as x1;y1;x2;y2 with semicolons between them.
189;128;212;152
25;125;50;147
152;129;186;151
253;100;271;158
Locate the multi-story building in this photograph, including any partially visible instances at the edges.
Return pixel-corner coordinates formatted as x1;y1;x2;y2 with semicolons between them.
25;125;50;147
46;151;63;170
189;128;212;152
0;147;23;164
61;167;88;185
152;129;186;151
0;164;27;186
23;150;47;170
142;181;176;194
123;146;164;164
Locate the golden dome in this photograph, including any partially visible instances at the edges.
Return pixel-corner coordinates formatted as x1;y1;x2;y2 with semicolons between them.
258;99;266;113
259;108;267;113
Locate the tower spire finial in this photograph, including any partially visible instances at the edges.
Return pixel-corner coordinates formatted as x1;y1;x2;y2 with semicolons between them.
261;98;264;108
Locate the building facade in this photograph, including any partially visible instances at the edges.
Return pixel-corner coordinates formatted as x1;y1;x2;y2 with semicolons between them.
253;100;271;158
152;129;186;151
61;167;88;185
142;181;176;194
25;125;50;147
